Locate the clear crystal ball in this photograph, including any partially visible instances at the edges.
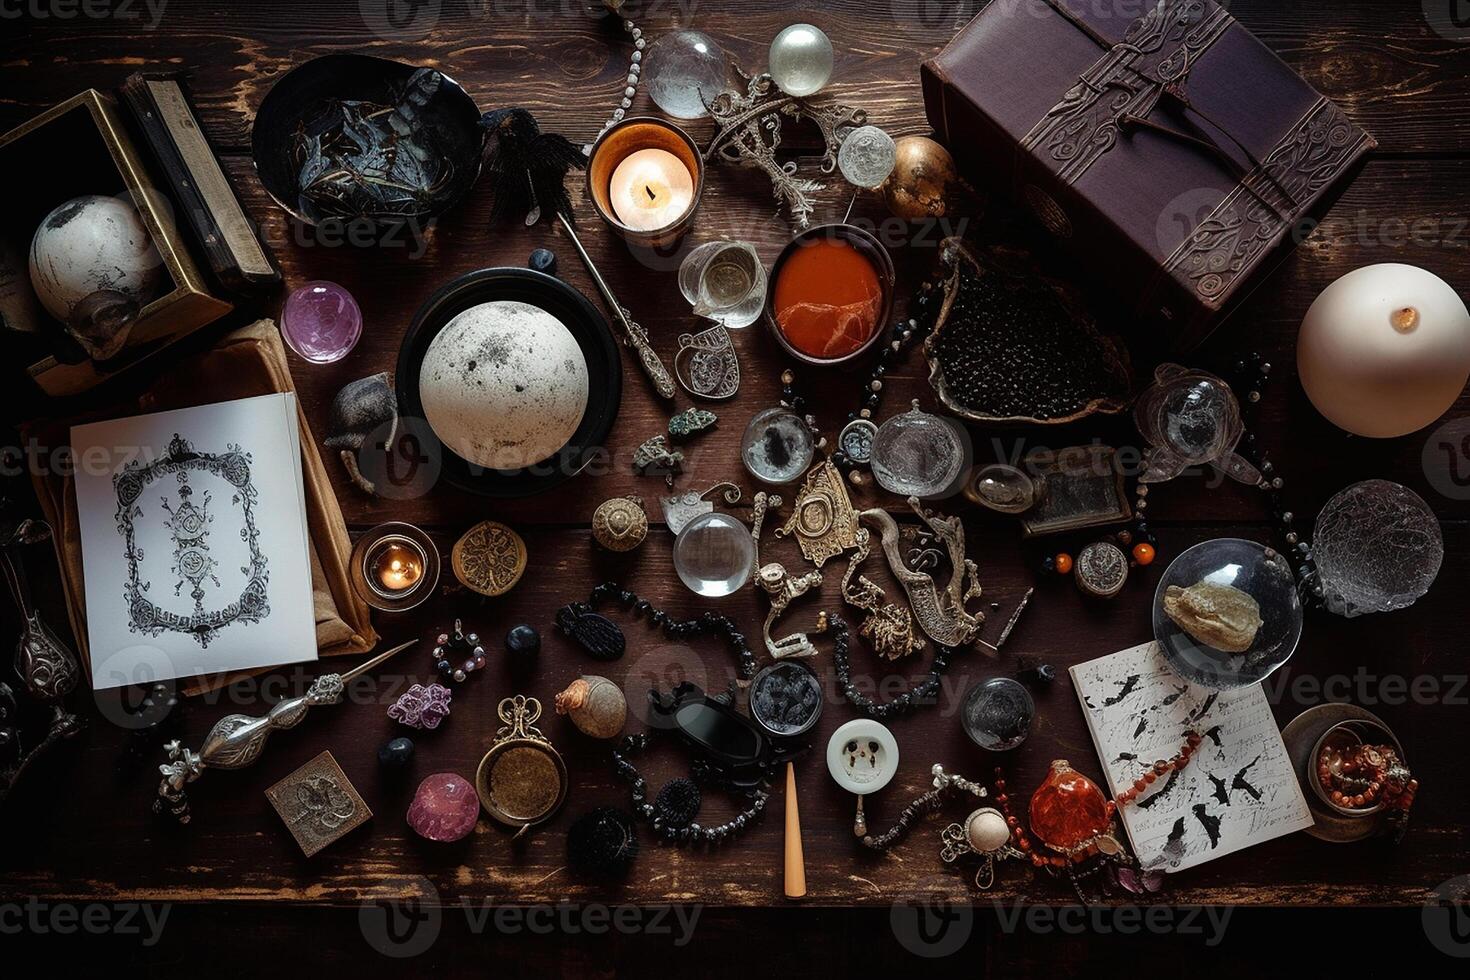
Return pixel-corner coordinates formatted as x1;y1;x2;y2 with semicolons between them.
1313;479;1443;617
645;30;730;120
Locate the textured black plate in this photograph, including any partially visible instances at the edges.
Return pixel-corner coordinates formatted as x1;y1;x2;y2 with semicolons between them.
396;268;622;498
251;53;484;229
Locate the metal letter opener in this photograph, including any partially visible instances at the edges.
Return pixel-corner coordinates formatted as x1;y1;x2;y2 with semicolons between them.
154;639;417;824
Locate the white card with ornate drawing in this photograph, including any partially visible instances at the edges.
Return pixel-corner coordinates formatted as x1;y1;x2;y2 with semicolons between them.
71;393;317;689
1070;641;1312;872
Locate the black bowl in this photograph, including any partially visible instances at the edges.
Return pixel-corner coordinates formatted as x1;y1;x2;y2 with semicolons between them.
252;54;484;230
397;268;622;498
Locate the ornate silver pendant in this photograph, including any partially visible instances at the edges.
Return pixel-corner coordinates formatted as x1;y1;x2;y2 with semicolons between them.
674;323;741;400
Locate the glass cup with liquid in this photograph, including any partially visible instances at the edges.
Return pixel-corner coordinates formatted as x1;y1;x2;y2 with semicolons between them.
678;239;767;329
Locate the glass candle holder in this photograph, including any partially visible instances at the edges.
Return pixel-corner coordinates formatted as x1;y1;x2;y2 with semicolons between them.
587;118;704;250
350;522;440;612
280;280;363;363
678;239;767;329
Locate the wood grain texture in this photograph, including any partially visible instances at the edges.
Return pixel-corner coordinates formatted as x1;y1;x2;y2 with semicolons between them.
2;0;1469;917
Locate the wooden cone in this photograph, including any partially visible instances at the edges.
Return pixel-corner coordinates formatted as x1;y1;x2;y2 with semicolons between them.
784;761;807;898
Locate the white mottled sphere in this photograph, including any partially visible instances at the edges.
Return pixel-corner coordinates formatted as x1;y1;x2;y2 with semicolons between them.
29;195;162;321
420;300;589;470
1298;263;1470;438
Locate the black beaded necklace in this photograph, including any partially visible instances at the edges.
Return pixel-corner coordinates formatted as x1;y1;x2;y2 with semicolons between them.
558;581;757;680
1223;352;1324;607
826;613;958;718
779;279;944;481
611;734;770;846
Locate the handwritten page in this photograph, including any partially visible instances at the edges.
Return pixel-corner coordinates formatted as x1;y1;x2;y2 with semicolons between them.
1070;642;1311;871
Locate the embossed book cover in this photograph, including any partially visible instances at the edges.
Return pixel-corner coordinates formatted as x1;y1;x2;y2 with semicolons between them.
1071;641;1312;871
71;392;316;688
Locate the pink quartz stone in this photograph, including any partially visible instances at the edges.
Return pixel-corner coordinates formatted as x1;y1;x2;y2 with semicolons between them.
280;280;362;363
406;772;479;842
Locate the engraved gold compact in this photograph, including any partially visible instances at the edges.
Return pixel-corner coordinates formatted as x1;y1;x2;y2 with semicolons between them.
475;696;567;837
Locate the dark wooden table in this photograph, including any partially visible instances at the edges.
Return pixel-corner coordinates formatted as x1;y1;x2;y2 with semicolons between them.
2;0;1468;939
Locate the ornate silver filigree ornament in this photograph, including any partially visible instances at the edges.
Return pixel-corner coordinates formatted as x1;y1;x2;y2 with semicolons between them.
940;806;1026;890
658;482;742;536
750;491;826;661
703;64;878;228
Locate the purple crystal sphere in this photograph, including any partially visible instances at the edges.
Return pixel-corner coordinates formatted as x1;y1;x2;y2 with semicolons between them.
280;280;362;363
406;772;479;842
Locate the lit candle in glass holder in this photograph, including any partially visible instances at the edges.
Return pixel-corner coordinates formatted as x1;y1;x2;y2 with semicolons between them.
350;523;440;613
371;540;424;594
609;148;695;232
587;117;704;249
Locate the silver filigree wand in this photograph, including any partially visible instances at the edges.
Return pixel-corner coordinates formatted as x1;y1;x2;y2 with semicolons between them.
154;640;417;824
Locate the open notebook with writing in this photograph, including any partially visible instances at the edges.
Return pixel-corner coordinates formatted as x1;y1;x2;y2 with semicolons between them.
1070;641;1311;871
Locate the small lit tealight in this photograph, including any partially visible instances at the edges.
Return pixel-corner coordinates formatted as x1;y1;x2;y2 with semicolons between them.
372;541;424;594
608;148;694;232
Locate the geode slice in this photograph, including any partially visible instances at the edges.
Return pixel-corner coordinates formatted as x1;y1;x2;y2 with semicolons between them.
924;239;1131;424
1163;581;1263;654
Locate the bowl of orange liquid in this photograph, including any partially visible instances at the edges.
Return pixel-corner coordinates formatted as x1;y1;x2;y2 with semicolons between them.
765;224;894;367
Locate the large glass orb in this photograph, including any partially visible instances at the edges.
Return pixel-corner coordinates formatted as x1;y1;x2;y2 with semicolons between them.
645;30;731;120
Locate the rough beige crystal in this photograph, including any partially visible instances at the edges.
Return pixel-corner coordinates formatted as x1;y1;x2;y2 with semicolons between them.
1163;581;1263;654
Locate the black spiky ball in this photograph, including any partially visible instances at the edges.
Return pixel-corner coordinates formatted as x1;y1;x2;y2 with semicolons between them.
653;777;701;829
567;807;640;876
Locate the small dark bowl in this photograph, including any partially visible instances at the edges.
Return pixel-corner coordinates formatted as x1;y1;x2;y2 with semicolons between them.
396;268;622;498
252;54;484;231
748;660;824;739
764;223;895;368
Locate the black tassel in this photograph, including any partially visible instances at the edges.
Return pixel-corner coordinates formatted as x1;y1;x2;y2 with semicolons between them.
481;107;584;226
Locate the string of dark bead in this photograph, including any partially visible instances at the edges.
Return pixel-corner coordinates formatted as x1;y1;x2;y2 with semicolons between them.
1221;353;1325;607
860;784;956;851
829;613;955;717
611;733;769;846
576;581;757;680
780;279;944;472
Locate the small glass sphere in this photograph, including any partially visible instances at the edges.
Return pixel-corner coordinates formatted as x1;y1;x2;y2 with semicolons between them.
671;511;755;597
645;30;731;119
280;280;362;363
961;677;1035;751
768;23;834;97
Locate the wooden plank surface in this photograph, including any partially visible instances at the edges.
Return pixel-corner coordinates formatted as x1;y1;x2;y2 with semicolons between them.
2;0;1469;915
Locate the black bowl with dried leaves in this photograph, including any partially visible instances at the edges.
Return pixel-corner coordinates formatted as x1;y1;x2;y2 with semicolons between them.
252;54;484;231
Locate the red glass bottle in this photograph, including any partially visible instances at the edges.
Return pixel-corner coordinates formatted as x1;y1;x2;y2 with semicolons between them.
1028;759;1110;852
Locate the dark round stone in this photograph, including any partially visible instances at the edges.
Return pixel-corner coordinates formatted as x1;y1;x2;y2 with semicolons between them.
378;736;415;769
505;624;541;657
528;248;558;276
